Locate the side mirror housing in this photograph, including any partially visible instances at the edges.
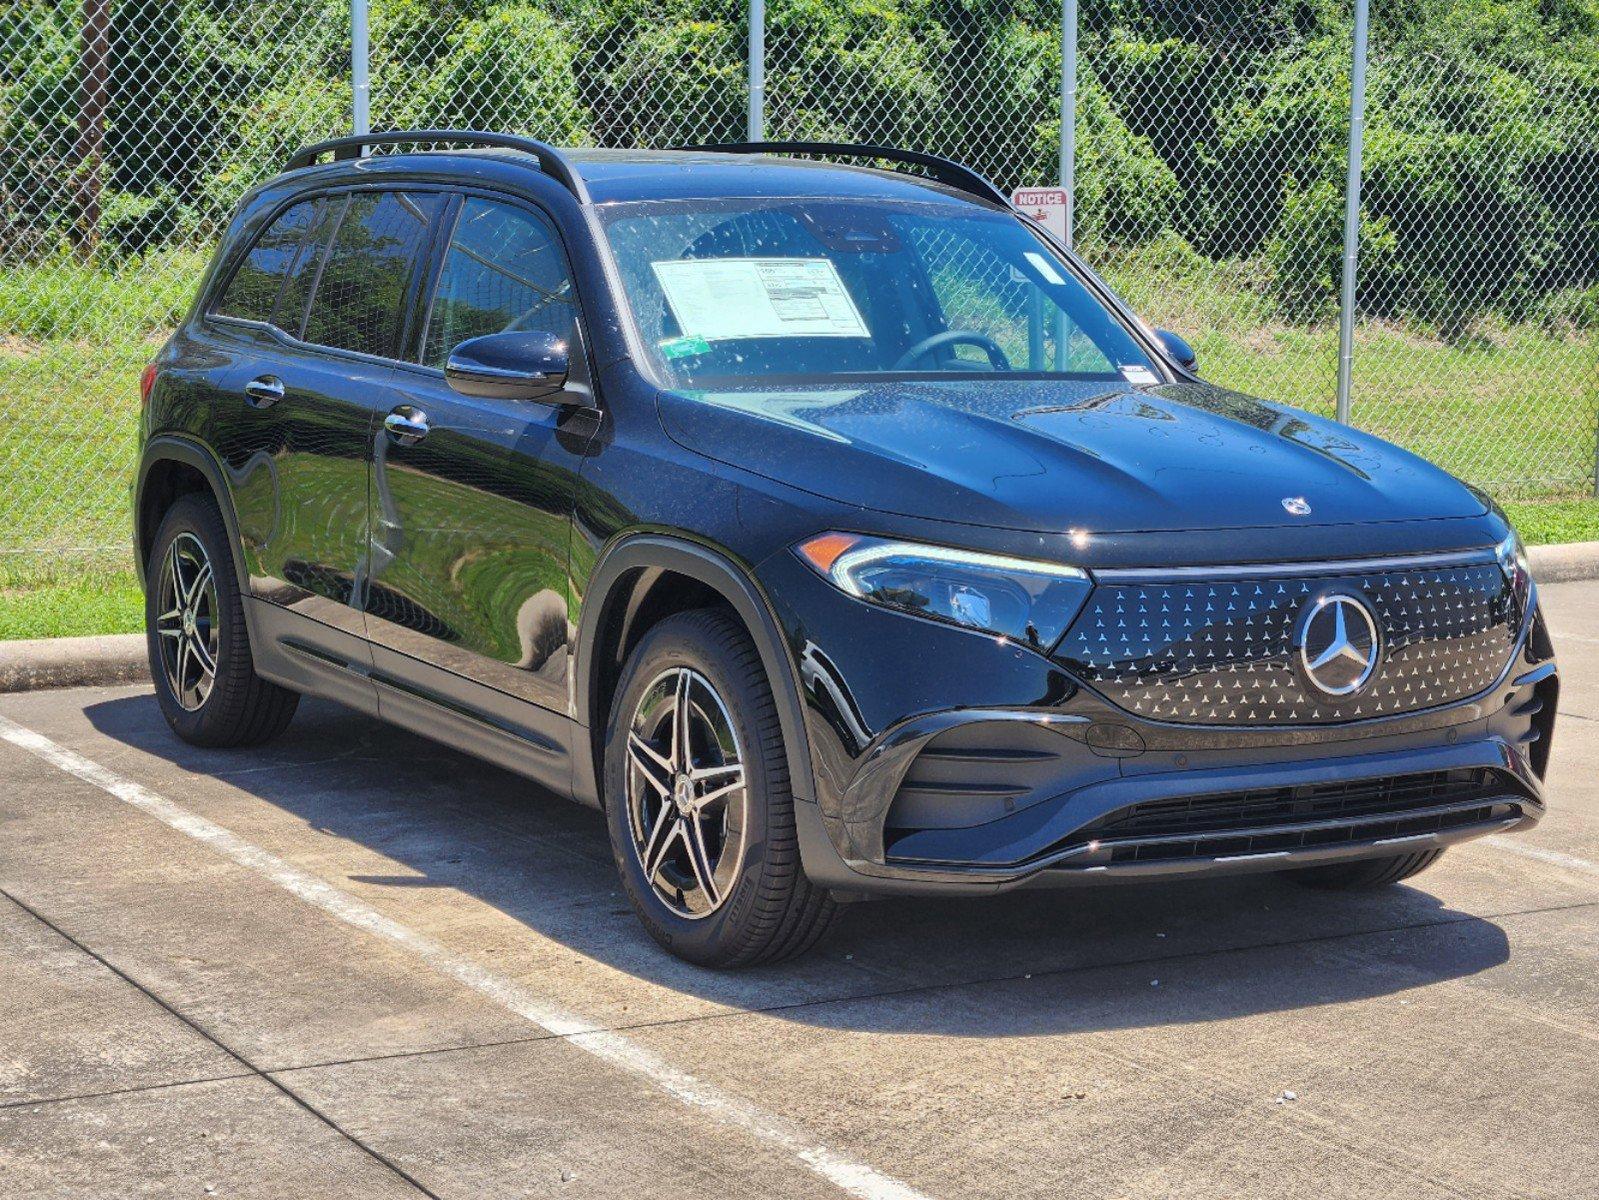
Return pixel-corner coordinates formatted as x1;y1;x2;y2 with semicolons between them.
445;330;570;401
1154;328;1198;373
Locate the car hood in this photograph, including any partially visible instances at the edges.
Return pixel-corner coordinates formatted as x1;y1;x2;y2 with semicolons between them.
655;378;1485;534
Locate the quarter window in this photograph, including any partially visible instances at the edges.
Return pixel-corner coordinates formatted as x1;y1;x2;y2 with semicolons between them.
213;200;316;325
421;197;576;369
302;191;443;358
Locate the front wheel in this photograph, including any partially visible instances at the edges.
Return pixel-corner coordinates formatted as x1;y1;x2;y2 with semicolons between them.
146;493;299;747
1283;849;1444;891
602;608;838;967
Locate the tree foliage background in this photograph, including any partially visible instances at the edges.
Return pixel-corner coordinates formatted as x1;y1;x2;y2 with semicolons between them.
3;0;1596;340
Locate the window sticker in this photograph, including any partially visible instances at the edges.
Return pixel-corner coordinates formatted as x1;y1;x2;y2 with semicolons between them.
650;258;869;341
1120;365;1159;386
659;334;711;360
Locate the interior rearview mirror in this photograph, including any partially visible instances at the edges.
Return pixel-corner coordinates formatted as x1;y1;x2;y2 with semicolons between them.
1154;328;1198;373
445;330;570;401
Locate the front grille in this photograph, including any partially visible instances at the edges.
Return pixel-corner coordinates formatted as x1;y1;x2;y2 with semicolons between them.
1054;560;1519;724
1059;769;1526;866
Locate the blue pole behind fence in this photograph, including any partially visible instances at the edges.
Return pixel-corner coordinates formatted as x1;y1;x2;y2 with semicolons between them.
748;0;766;141
351;0;370;137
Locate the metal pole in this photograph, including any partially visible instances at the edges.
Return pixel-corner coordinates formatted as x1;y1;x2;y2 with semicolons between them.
747;0;765;141
74;0;111;258
1059;0;1077;249
1052;0;1077;367
1335;0;1369;425
351;0;370;137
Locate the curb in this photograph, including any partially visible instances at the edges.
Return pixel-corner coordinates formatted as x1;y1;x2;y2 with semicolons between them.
0;634;147;694
1527;540;1599;584
1;542;1597;694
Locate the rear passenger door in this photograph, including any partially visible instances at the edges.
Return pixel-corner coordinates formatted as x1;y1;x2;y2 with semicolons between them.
213;188;446;651
362;191;596;720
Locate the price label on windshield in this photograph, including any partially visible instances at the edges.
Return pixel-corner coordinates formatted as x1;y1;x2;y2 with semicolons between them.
651;257;870;341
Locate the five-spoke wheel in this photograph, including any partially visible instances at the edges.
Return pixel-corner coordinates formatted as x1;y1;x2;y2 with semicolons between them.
625;667;747;918
604;608;839;966
154;531;220;711
145;493;298;746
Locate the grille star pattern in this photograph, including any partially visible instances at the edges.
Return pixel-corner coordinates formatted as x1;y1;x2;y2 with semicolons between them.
1055;563;1517;725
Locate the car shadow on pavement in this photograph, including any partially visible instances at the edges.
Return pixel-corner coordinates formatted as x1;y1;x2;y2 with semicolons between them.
84;693;1511;1034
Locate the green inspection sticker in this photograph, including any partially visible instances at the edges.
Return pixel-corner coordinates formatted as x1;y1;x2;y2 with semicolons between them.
659;334;711;360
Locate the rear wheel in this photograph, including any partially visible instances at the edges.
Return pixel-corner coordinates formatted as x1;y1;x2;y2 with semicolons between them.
1283;849;1444;890
146;493;299;747
603;608;838;967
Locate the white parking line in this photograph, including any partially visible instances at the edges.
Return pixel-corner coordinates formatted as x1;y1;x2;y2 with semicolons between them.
1483;835;1599;878
0;715;930;1200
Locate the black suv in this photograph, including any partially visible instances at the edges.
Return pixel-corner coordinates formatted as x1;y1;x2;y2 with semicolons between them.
134;133;1557;966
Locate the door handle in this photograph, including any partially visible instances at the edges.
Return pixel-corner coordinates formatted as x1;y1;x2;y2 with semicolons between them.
383;407;429;444
243;375;284;408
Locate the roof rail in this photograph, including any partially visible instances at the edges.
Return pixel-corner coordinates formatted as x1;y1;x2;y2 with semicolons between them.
674;141;1011;208
284;130;589;203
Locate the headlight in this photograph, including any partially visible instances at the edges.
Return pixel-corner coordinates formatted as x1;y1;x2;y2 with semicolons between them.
1496;530;1533;613
795;533;1093;650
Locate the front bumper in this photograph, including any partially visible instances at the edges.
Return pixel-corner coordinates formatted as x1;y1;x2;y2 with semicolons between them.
756;552;1556;896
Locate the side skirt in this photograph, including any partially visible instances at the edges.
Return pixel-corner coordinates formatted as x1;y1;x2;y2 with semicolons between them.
248;598;578;800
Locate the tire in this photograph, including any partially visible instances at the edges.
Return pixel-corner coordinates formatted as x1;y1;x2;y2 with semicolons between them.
145;493;299;748
1284;849;1444;891
602;607;839;967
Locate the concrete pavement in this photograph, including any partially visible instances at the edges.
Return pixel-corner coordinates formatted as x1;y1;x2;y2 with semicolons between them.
2;584;1596;1198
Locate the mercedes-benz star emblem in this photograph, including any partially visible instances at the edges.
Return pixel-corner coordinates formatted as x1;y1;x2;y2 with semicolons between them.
1282;496;1312;516
1297;593;1380;696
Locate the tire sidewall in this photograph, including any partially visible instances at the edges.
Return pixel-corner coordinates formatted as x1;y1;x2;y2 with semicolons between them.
146;495;242;742
603;616;778;965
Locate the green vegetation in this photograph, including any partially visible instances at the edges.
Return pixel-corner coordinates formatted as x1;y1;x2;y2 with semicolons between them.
0;559;143;640
1504;498;1599;547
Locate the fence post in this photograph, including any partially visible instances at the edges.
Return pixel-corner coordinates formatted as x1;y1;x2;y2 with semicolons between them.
748;0;765;141
1059;0;1077;249
351;0;370;137
1335;0;1369;425
73;0;111;258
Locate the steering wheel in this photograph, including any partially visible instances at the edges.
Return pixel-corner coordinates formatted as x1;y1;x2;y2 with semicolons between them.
891;330;1013;372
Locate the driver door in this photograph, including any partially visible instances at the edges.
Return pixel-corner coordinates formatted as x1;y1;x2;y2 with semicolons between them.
362;191;596;720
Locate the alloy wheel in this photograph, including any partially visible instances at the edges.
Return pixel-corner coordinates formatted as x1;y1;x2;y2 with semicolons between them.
625;667;748;918
155;532;220;711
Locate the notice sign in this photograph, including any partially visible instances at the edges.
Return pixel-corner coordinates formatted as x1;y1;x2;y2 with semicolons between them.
651;257;870;341
1012;187;1069;242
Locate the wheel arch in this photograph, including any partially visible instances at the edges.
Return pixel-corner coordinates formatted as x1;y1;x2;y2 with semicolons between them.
135;437;253;610
572;535;816;814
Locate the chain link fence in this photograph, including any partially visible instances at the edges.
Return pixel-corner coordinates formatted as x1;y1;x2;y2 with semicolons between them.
3;1;1596;582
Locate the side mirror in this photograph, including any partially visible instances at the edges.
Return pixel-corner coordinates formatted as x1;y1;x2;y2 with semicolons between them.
445;330;570;401
1154;328;1198;373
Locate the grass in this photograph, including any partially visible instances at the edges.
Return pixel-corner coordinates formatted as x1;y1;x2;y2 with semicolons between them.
1;249;1596;639
0;559;144;641
1504;498;1599;547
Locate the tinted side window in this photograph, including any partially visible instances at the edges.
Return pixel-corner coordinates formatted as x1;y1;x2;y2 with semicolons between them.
214;200;316;324
302;191;443;358
421;197;576;369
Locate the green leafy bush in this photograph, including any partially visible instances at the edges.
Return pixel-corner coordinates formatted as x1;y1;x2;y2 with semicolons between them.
2;0;1596;338
389;4;588;138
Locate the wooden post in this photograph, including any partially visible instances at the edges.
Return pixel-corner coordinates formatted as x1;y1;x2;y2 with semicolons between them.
74;0;111;257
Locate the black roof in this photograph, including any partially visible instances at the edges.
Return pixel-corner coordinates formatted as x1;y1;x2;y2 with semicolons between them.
283;133;1010;210
562;148;997;206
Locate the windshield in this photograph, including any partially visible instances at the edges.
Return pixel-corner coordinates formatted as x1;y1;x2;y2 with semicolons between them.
599;196;1160;389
